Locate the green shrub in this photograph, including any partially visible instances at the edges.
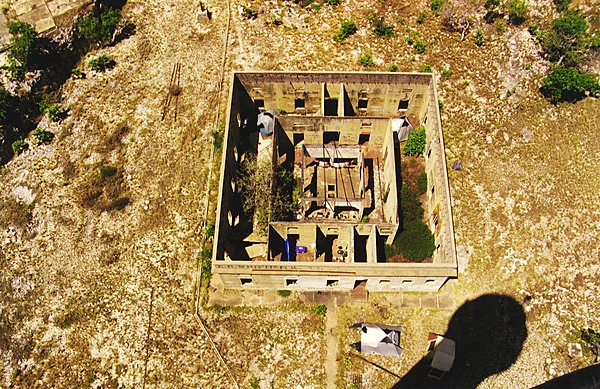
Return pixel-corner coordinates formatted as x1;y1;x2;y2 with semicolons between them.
430;0;444;16
32;128;55;144
71;68;85;79
441;69;452;77
243;7;257;19
39;101;67;122
327;0;340;6
416;11;426;24
78;8;122;44
541;9;590;67
311;3;321;10
0;87;10;121
407;37;414;45
359;53;375;67
334;20;357;42
541;67;600;103
314;304;327;317
200;247;212;280
99;165;118;178
475;28;484;46
414;40;426;53
438;100;444;111
88;54;116;71
205;222;215;238
12;138;28;155
417;172;428;194
528;24;538;36
507;0;528;24
211;124;224;151
496;20;506;32
388;63;398;72
392;219;435;262
553;0;571;11
368;11;394;37
400;186;424;222
6;21;37;80
420;64;432;73
403;126;426;156
277;290;292;297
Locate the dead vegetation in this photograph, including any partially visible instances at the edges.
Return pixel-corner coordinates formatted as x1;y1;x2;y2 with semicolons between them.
0;0;599;387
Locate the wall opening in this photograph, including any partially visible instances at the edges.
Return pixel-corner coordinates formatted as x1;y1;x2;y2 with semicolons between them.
240;277;253;285
358;99;368;110
293;133;304;145
325;98;338;116
295;98;305;109
323;131;340;144
398;100;409;110
359;133;370;145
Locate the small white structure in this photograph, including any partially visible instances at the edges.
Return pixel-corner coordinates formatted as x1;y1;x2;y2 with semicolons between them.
425;332;456;380
392;115;415;142
354;323;405;357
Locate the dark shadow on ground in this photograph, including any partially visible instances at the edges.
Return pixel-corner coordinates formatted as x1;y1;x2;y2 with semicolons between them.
529;365;600;389
392;294;527;389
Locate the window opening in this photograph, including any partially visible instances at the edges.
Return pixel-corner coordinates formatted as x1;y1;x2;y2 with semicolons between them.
398;100;409;110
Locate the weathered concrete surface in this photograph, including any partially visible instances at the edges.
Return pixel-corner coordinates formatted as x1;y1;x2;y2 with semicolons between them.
1;0;89;37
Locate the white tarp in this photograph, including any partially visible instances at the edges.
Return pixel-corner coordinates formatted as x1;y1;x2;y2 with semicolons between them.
257;109;278;136
360;323;405;357
392;116;414;142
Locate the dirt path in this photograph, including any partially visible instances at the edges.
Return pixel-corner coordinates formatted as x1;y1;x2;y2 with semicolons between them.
325;297;339;389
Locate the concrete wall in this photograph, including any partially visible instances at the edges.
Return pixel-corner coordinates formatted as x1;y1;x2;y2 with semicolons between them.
423;83;458;266
213;72;458;292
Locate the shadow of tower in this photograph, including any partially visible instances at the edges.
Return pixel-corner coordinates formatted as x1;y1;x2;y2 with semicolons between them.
392;294;528;389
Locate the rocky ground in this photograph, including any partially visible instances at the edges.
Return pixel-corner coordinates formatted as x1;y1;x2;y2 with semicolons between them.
0;0;599;388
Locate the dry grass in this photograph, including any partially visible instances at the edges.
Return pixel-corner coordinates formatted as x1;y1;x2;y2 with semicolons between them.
0;0;599;387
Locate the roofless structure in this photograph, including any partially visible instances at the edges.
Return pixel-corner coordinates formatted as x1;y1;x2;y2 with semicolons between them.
212;72;457;292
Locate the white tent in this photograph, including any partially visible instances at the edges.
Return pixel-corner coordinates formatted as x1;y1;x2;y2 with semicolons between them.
392;115;415;142
359;323;405;357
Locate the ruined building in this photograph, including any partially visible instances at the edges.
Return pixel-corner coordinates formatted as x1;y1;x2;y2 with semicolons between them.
212;72;457;292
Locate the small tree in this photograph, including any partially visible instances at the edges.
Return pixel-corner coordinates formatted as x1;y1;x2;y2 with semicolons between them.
0;87;9;121
32;128;55;144
430;0;445;16
541;67;600;102
440;0;477;40
78;8;122;44
6;21;37;79
540;9;590;67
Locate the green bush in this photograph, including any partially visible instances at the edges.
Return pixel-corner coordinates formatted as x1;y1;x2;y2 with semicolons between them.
211;124;224;151
400;186;424;222
78;8;122;44
475;28;484;46
201;255;212;280
40;100;67;122
32;128;55;144
414;40;426;54
12;138;28;155
327;0;340;6
314;304;327;317
88;54;116;71
0;87;10;121
99;165;118;178
541;67;600;102
71;68;85;79
430;0;444;16
441;69;452;77
403;126;426;156
553;0;570;12
392;219;435;262
416;12;426;24
277;290;292;297
388;63;398;72
6;21;37;80
507;0;528;24
243;7;257;19
420;64;432;73
359;53;375;67
368;12;394;37
541;9;589;67
497;20;506;33
438;100;444;111
417;172;428;194
334;20;357;43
